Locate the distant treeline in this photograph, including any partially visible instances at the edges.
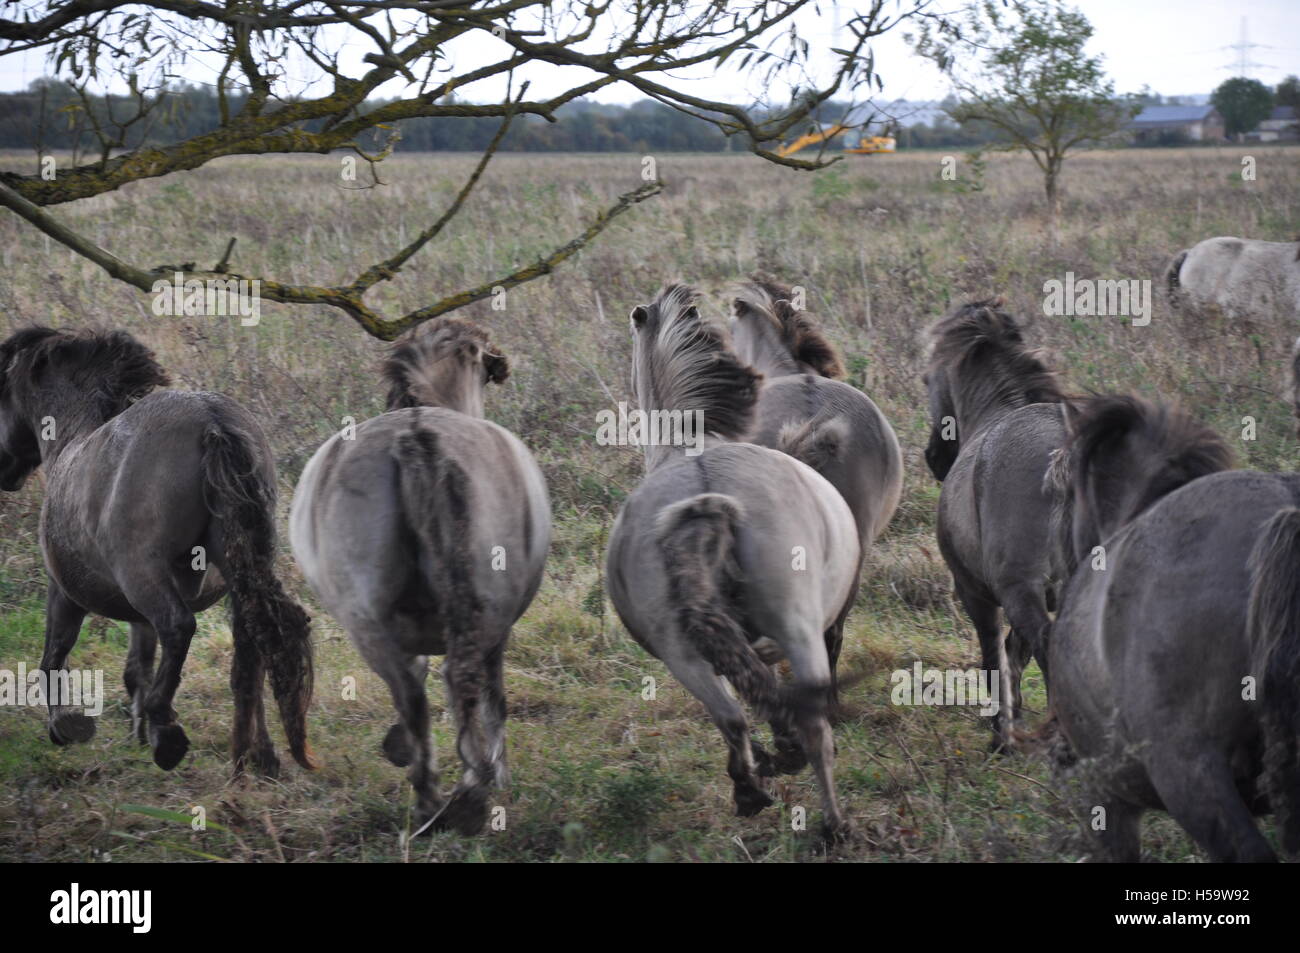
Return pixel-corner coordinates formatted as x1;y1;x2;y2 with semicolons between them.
0;79;1006;154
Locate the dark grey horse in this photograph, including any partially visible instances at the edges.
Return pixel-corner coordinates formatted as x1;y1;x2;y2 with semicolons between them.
1048;394;1300;862
923;300;1066;747
290;318;550;835
730;274;903;681
605;285;860;840
0;327;315;775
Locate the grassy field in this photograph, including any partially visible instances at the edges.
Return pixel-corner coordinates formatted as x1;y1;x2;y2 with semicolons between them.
1;145;1298;862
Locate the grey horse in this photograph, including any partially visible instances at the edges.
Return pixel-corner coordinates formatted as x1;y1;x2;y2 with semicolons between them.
1167;236;1300;321
923;299;1066;747
730;274;903;681
605;285;861;840
1047;394;1300;862
290;317;550;835
0;327;315;775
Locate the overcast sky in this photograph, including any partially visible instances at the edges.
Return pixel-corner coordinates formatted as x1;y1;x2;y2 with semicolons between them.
0;0;1296;103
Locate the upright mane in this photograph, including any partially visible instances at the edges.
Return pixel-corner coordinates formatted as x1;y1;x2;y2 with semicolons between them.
927;299;1064;414
1051;394;1233;574
639;284;760;439
0;326;170;421
733;273;845;379
382;316;508;411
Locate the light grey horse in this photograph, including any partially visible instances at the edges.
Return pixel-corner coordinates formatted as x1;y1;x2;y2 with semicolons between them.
605;285;861;840
0;327;315;776
290;318;550;835
1047;394;1300;862
923;300;1066;748
730;274;903;682
1167;236;1300;320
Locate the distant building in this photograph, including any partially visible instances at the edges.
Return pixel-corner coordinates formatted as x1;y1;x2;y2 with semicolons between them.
1247;105;1299;142
1128;104;1225;143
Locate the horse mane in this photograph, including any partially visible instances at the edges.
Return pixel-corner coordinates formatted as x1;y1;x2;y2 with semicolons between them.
382;317;508;410
927;299;1064;413
1056;394;1233;572
0;326;170;420
734;273;845;379
642;284;760;439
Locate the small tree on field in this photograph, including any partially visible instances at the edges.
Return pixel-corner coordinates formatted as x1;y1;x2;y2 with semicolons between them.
910;0;1137;225
1211;77;1274;140
0;0;923;340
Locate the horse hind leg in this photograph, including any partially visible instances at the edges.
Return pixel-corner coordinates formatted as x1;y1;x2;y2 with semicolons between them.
481;640;511;789
953;579;1011;751
124;622;157;745
130;585;199;770
434;633;498;836
667;644;772;817
355;634;442;833
1000;581;1051;692
1147;750;1276;863
783;634;851;843
40;582;92;745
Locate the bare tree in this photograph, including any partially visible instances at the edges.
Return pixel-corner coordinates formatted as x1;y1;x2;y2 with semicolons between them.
0;0;923;339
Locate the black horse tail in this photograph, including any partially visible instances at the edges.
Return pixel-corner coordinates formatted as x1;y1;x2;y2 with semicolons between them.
1247;506;1300;856
202;402;317;771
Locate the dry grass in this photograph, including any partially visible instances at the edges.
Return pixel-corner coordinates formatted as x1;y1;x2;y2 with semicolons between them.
1;144;1298;862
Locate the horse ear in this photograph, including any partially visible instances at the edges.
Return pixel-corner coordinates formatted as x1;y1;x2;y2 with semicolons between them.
630;306;649;328
483;347;509;384
731;298;750;318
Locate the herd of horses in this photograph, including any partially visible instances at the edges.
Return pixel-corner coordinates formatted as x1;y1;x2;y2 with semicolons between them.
2;256;1299;860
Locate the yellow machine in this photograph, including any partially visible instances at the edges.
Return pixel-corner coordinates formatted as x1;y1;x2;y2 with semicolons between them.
775;106;897;157
776;124;896;158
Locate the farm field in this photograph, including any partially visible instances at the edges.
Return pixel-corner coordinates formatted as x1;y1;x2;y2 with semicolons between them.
1;145;1299;862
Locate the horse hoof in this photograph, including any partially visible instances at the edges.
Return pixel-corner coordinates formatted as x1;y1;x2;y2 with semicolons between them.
751;743;775;778
820;818;860;847
49;711;97;745
149;723;190;770
382;724;413;767
434;787;490;836
733;785;773;818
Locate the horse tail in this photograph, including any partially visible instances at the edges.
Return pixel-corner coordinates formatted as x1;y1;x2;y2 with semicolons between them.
393;426;487;773
201;405;317;770
655;493;822;722
776;414;849;475
1247;506;1300;856
1165;249;1189;303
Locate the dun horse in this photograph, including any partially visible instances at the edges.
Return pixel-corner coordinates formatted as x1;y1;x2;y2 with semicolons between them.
605;285;860;839
730;275;903;680
1047;395;1300;862
0;327;315;775
290;318;550;835
923;300;1066;747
